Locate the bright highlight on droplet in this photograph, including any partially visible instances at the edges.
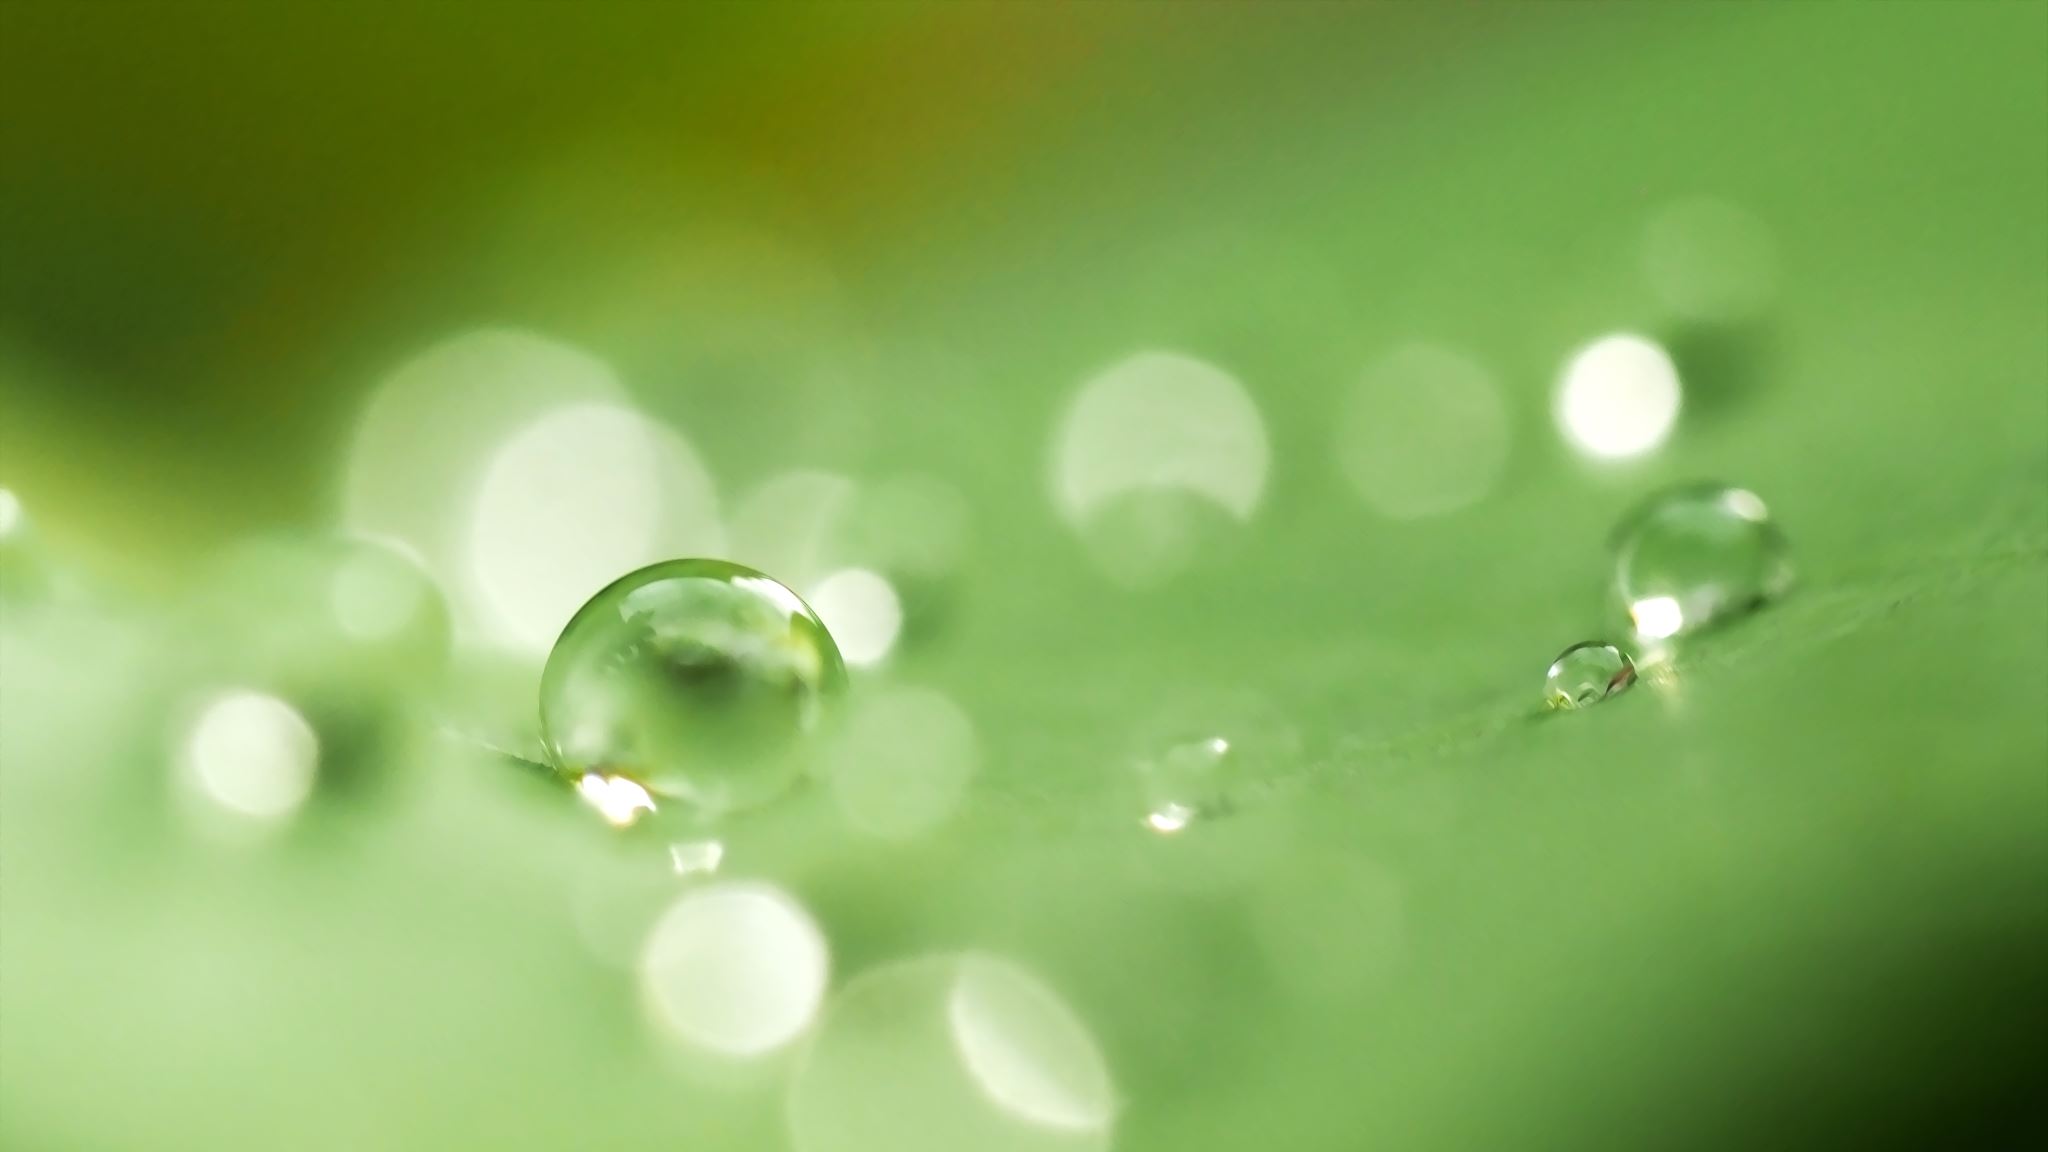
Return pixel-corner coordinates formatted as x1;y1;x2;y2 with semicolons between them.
182;690;319;822
670;840;724;876
1337;345;1510;519
0;488;22;538
808;568;902;669
1629;596;1686;641
576;772;658;827
1053;350;1270;586
1555;334;1682;460
1145;804;1194;835
639;881;828;1058
824;685;979;840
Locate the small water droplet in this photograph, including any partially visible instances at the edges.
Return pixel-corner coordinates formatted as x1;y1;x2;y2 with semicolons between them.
1543;642;1637;710
1613;483;1792;640
1130;692;1297;833
668;839;725;876
1139;736;1233;833
540;559;847;818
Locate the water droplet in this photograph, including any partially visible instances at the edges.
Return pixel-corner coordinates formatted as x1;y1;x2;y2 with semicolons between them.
540;559;847;818
1131;692;1298;833
1612;484;1792;640
1543;642;1636;710
1139;736;1234;833
669;839;725;876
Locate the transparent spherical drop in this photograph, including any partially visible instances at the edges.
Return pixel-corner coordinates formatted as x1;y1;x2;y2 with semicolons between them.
1130;691;1297;833
1137;736;1235;833
539;559;847;817
1543;642;1636;711
1612;484;1791;640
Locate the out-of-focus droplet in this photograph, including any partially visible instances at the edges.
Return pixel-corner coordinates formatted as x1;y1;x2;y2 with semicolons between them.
1613;484;1792;640
1642;197;1778;324
638;881;828;1058
467;401;723;655
185;535;450;806
1337;345;1510;520
1131;692;1298;834
196;534;451;695
788;953;1114;1152
1139;737;1232;833
1543;642;1637;711
729;471;970;649
1053;350;1269;587
1555;334;1682;460
540;559;846;818
823;684;978;841
180;689;320;824
669;839;724;876
807;568;902;669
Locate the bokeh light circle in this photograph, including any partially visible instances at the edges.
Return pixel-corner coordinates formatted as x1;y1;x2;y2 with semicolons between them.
807;568;903;669
789;953;1114;1152
1337;344;1510;519
1554;333;1682;460
639;881;828;1058
181;690;319;823
1053;350;1269;587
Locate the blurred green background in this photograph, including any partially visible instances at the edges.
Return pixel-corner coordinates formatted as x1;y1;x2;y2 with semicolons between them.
2;3;2044;1150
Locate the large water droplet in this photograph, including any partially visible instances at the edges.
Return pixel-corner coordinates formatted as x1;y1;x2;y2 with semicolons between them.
540;559;847;818
1612;484;1792;640
1543;642;1636;711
